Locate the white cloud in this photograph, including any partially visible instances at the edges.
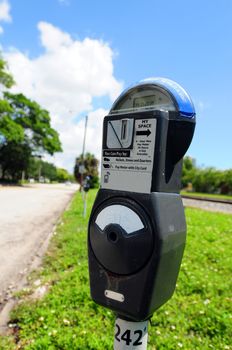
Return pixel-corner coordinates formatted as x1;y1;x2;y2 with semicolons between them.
46;108;107;171
0;0;11;21
0;0;12;34
198;101;211;112
4;21;123;172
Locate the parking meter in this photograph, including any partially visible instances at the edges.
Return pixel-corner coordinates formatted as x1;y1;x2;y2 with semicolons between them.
88;77;196;322
83;175;91;192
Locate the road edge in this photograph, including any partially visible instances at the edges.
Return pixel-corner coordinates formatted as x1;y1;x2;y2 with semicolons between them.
0;191;76;335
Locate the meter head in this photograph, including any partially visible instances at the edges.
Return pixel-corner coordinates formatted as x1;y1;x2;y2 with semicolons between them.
101;77;195;194
110;77;195;119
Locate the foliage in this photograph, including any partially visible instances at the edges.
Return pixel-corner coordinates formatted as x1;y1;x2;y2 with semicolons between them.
0;57;24;145
0;113;24;143
74;152;99;188
0;142;31;180
192;167;223;194
182;156;232;195
56;168;70;182
0;190;231;349
40;161;57;182
27;157;41;180
220;169;232;194
0;57;14;88
27;159;72;183
2;92;62;154
181;156;197;188
0;93;62;181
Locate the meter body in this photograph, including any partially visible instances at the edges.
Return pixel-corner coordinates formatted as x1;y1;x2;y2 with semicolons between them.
88;78;196;321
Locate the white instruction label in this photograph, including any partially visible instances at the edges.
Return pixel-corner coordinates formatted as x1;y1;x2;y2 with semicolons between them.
101;118;156;193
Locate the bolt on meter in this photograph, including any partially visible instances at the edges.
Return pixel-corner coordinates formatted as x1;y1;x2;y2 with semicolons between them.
88;77;196;321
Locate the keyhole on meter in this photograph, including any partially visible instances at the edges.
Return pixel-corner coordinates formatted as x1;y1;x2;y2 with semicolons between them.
108;231;118;243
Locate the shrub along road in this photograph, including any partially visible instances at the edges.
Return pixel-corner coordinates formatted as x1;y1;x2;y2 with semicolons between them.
0;184;78;320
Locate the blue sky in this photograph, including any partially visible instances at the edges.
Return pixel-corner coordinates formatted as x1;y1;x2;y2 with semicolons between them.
0;0;231;170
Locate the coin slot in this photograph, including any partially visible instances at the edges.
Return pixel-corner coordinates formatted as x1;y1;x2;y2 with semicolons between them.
121;119;128;140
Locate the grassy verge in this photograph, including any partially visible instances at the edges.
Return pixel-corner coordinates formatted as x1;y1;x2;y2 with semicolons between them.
181;191;232;201
0;190;231;349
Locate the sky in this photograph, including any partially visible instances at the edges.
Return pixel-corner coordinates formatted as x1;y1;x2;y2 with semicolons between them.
0;0;231;172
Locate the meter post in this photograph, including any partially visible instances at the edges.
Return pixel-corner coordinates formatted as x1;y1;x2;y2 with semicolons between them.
88;78;196;349
114;318;148;350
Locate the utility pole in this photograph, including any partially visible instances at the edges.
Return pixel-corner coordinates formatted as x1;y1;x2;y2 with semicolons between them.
80;115;88;192
82;115;88;162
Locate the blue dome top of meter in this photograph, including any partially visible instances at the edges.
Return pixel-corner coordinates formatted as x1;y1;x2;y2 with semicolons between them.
110;77;195;118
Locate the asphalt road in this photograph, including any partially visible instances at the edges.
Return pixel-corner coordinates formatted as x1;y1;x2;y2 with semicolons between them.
0;184;78;303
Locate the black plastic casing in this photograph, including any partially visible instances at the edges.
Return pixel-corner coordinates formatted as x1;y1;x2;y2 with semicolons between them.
88;110;195;321
88;190;186;321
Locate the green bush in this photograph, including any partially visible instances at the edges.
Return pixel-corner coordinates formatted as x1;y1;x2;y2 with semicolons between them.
182;157;232;195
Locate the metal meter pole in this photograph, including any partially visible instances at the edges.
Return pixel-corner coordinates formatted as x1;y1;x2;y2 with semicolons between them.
83;191;87;218
114;318;148;350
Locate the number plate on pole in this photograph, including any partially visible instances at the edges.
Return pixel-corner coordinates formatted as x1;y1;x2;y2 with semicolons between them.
114;318;148;350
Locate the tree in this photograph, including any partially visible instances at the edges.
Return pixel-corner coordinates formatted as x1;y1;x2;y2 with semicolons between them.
181;156;197;188
74;152;99;188
0;55;62;181
0;142;31;180
0;93;62;180
221;169;232;194
41;161;57;182
56;168;70;182
0;56;24;144
27;157;41;180
191;167;223;194
27;158;57;181
2;92;62;154
27;158;72;183
0;57;14;88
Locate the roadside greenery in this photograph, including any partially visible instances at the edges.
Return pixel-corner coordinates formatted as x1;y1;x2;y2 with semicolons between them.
0;190;231;349
182;156;232;195
26;158;74;183
74;152;99;189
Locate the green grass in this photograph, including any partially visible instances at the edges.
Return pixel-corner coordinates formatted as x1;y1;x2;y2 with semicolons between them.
0;190;231;349
181;191;232;201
